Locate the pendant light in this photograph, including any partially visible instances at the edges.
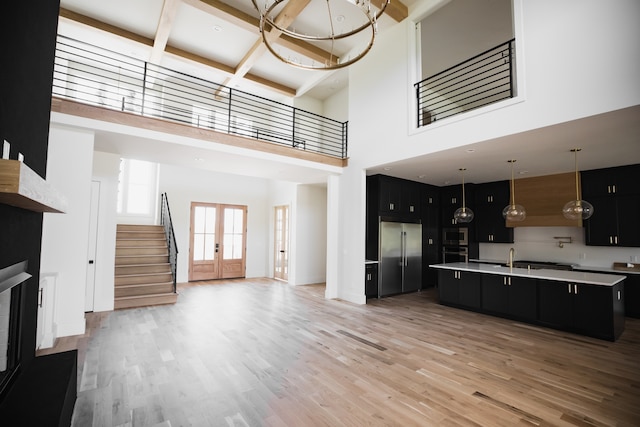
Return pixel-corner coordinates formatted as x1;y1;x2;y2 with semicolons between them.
454;168;474;223
502;159;526;221
562;148;594;220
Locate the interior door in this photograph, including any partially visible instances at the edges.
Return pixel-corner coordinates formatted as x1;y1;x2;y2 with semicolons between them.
189;203;219;281
274;205;289;281
85;180;100;311
189;202;247;281
220;205;247;279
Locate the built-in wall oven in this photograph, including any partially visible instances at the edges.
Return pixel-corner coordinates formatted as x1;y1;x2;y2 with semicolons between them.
442;227;469;263
442;245;469;263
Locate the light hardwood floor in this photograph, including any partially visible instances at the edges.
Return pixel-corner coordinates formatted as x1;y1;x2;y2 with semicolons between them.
40;279;640;426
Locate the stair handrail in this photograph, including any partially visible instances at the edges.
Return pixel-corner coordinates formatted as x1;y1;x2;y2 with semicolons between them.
160;193;178;292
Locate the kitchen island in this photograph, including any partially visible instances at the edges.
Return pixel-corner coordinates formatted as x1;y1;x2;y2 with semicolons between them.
430;262;626;341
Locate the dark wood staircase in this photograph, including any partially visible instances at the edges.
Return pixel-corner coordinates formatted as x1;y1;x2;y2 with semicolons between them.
114;224;178;309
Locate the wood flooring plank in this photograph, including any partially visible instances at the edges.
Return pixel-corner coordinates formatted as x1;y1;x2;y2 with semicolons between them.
36;279;640;426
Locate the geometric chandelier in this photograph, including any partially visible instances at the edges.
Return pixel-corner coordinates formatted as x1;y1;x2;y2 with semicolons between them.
251;0;390;70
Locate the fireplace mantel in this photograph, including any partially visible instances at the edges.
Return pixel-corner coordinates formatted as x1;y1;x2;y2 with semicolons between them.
0;159;67;213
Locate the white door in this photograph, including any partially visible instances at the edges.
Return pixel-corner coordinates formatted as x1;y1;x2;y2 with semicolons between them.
85;180;100;312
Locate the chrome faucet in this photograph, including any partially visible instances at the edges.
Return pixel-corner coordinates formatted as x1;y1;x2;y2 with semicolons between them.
508;247;515;270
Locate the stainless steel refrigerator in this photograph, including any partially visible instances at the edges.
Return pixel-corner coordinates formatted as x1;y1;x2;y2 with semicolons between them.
379;220;422;297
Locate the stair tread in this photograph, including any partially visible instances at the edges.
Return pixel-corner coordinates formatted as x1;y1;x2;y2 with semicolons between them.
115;292;177;300
115;272;172;278
115;282;173;288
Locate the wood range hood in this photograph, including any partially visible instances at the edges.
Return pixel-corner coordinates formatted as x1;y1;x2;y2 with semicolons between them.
506;172;582;227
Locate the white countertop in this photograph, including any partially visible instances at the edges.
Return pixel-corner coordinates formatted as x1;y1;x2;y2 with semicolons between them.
430;262;625;287
470;258;640;276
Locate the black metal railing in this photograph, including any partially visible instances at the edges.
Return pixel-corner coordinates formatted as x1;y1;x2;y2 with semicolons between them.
160;193;178;292
52;35;348;159
415;39;516;127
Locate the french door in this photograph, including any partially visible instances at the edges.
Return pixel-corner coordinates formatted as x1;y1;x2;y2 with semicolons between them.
274;205;289;282
189;202;247;281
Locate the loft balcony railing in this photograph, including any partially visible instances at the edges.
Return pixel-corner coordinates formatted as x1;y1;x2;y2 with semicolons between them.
52;35;348;159
414;39;516;127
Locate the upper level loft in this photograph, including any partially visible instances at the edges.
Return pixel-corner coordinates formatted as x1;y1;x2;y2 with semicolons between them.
51;36;349;167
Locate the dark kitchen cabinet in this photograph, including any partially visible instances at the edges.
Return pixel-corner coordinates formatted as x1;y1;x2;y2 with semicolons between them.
371;174;421;217
440;184;475;227
582;164;640;247
422;184;440;289
474;180;514;243
481;274;536;321
578;269;640;319
581;164;640;198
622;274;640;318
365;263;378;299
585;195;640;247
438;270;481;309
538;279;625;341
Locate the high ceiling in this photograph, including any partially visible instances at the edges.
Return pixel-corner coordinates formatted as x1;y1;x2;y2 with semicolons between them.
57;0;413;102
54;0;640;186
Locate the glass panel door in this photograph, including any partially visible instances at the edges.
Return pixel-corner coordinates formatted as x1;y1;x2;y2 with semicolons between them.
189;203;219;281
274;205;289;281
189;203;247;281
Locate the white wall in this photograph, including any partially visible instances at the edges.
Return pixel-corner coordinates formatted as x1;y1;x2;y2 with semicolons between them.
158;164;271;282
330;0;640;303
41;125;94;337
293;184;327;285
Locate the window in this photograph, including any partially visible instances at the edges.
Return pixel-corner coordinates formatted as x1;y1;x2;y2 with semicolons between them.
117;158;159;218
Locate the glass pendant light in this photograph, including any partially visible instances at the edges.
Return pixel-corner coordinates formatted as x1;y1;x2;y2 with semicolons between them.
562;148;594;220
502;159;526;221
454;168;474;223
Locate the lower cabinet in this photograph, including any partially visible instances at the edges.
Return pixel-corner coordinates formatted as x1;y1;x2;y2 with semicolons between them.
365;263;378;299
624;274;640;318
438;270;481;309
436;269;625;341
481;275;537;322
538;280;625;340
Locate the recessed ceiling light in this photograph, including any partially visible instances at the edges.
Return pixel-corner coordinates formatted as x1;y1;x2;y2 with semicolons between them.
336;15;345;23
194;157;204;162
466;148;475;153
212;25;222;32
518;170;529;175
418;174;426;179
444;180;451;185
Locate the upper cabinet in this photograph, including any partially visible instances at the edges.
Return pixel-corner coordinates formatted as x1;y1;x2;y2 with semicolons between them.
440;184;475;226
583;164;640;247
474;180;513;243
582;164;639;198
373;175;421;217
